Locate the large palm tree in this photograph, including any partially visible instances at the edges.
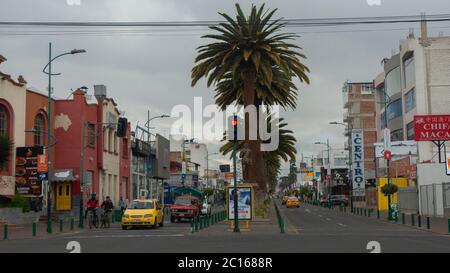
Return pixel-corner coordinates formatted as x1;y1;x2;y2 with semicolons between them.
192;3;309;198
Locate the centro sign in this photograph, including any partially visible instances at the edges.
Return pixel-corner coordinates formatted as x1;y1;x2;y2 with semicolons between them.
414;115;450;141
352;129;365;196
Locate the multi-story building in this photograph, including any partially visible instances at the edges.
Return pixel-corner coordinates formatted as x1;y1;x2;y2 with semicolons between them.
374;24;450;216
342;81;377;191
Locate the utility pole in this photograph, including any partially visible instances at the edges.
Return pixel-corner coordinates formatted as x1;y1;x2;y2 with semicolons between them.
232;115;239;233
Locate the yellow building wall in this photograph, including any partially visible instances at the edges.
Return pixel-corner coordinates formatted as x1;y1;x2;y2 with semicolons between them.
377;178;408;211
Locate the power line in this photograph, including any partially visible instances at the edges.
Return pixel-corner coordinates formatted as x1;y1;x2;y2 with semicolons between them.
1;13;450;27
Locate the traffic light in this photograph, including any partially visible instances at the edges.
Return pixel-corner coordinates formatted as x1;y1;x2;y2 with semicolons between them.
232;115;238;141
117;117;128;137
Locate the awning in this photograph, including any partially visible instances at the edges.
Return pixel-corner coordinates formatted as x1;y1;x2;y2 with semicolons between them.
52;169;76;182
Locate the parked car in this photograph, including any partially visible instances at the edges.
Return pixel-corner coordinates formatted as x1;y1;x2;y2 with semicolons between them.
320;195;349;206
170;195;201;222
121;199;164;230
201;199;212;216
286;196;301;208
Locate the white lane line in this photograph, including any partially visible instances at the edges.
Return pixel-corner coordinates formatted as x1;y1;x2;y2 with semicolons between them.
326;218;331;221
67;234;185;239
338;223;348;227
305;209;311;213
318;215;323;218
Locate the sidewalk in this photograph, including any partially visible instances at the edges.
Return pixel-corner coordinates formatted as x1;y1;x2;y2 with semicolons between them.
0;220;84;240
303;201;450;235
192;202;280;236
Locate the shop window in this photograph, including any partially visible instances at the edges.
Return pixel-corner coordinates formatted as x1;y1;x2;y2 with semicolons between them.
0;105;7;137
407;122;415;140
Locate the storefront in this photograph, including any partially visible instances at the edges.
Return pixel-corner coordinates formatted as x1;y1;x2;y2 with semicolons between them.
52;169;76;211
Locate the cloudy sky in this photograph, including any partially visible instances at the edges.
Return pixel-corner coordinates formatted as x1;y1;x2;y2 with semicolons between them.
1;0;449;174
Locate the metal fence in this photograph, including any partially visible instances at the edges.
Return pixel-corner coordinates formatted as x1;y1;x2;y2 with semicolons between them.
443;182;450;209
420;184;437;216
397;187;418;213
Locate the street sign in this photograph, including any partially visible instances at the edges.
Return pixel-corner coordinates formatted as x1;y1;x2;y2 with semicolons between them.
219;164;231;173
383;128;391;150
351;129;365;197
414;115;450;141
384;150;392;160
37;154;48;173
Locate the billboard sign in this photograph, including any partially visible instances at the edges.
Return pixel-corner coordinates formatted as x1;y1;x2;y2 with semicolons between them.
414;115;450;141
15;146;44;196
351;129;365;196
227;186;252;220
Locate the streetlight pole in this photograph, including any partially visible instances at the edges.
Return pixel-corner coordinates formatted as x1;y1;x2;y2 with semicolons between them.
383;88;393;220
42;43;86;232
315;139;332;199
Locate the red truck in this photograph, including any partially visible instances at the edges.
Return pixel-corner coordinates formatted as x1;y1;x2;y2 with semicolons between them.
169;195;201;222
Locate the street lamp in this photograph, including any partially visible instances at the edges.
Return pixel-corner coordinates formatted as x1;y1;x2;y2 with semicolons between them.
42;43;86;233
315;139;331;199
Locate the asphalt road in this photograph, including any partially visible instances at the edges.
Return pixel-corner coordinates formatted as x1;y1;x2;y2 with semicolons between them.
0;202;449;253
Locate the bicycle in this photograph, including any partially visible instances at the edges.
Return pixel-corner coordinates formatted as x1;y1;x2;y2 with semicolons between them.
87;208;99;229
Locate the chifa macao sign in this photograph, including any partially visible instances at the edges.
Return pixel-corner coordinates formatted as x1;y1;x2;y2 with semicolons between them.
352;129;365;197
414;115;450;141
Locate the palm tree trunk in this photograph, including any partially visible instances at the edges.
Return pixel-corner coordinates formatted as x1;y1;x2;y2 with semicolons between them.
242;68;268;205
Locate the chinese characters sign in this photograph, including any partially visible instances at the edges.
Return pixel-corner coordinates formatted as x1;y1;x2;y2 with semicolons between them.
351;129;365;197
414;115;450;141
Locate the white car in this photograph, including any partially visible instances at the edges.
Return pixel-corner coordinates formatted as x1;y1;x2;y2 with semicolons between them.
201;200;211;216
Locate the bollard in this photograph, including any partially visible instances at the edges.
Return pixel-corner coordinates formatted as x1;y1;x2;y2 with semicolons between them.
418;215;422;228
377;209;380;219
448;218;450;233
3;224;8;240
47;221;52;234
344;206;346;213
411;214;415;226
32;222;37;237
364;208;367;217
191;220;194;233
427;217;430;230
368;209;371;218
60;219;64;232
70;218;74;231
402;213;405;224
111;213;115;223
280;217;285;234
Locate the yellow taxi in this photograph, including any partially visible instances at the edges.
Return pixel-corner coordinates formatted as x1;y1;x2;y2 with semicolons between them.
121;199;164;230
286;196;301;208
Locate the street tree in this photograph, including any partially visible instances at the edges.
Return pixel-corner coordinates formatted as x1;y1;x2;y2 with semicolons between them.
191;3;309;202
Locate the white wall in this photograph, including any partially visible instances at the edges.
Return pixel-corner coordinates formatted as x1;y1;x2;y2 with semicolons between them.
417;163;450;216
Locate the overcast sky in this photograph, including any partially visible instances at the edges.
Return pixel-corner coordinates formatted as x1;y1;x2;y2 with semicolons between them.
1;0;449;174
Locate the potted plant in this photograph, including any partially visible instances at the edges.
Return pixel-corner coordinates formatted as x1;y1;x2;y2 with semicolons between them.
381;183;399;196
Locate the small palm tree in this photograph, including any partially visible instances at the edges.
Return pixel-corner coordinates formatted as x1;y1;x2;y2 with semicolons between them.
192;3;309;198
0;135;13;170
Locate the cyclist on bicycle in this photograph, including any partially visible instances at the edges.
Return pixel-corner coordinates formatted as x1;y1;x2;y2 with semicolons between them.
101;196;114;228
85;192;99;222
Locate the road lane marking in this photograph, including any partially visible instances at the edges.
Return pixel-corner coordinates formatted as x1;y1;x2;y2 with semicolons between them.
66;234;185;239
305;209;311;213
326;218;331;221
338;223;348;227
318;215;323;218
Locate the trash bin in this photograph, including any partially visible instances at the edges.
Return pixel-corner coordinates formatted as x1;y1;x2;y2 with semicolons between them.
114;209;122;222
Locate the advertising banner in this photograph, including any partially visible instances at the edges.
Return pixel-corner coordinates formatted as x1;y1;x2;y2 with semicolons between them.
446;152;450;176
15;146;44;196
351;129;365;197
414;115;450;141
227;186;252;220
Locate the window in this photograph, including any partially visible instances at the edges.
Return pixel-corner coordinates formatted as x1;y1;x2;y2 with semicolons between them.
391;129;404;142
103;127;108;151
87;124;95;147
386;66;401;97
380;112;386;129
114;131;118;153
407;122;415;140
34;114;45;146
404;88;416;113
0;106;7;136
403;56;415;88
387;99;402;122
122;138;128;158
361;83;374;94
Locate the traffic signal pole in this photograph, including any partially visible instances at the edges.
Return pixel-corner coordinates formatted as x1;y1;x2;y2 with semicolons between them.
232;115;239;233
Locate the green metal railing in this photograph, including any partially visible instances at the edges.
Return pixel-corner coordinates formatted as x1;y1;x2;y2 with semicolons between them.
274;203;285;234
191;210;226;233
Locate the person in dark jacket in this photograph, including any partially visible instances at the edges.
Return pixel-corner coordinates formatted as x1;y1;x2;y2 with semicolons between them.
101;196;114;228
